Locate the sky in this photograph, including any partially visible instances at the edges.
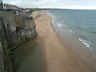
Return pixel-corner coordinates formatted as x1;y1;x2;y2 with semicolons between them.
3;0;96;9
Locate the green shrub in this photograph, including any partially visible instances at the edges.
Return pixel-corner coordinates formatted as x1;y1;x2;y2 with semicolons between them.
3;40;8;48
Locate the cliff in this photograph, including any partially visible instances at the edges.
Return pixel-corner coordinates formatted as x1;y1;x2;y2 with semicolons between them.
0;10;37;72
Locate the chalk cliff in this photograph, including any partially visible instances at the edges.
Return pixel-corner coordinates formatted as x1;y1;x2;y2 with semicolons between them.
0;10;37;72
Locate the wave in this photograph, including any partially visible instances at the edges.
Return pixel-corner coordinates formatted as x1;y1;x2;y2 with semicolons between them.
78;38;91;48
68;30;73;32
57;23;63;28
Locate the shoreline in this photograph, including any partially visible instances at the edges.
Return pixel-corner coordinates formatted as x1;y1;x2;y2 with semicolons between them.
32;11;94;72
52;20;96;71
46;10;96;71
46;10;93;49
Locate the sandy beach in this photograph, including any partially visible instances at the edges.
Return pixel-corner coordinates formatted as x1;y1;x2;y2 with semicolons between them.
32;11;91;72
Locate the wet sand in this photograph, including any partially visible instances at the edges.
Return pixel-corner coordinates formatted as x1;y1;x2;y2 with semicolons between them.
32;11;91;72
53;24;96;72
13;39;44;72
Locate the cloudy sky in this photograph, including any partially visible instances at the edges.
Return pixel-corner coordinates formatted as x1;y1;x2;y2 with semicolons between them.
3;0;96;9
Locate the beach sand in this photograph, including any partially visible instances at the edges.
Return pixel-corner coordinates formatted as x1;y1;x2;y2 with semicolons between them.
32;11;90;72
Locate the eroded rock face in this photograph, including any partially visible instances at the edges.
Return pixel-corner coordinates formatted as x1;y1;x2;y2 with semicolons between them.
20;15;37;41
0;11;37;72
0;11;37;46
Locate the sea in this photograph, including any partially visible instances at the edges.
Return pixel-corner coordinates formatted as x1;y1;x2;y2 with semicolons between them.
45;9;96;58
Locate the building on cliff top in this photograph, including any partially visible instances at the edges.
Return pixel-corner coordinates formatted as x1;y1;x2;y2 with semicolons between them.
3;4;19;10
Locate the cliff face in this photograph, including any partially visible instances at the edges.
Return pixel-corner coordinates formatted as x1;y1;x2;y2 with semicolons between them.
0;11;37;46
0;10;37;72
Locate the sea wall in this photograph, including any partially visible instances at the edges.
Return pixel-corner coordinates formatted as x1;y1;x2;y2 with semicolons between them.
0;10;37;72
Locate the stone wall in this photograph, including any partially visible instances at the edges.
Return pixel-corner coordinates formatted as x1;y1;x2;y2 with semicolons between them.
0;10;37;72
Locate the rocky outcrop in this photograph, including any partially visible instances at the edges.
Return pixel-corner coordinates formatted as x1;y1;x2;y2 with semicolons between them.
0;10;37;72
0;42;14;72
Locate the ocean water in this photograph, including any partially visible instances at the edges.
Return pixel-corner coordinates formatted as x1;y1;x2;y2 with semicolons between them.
46;9;96;56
